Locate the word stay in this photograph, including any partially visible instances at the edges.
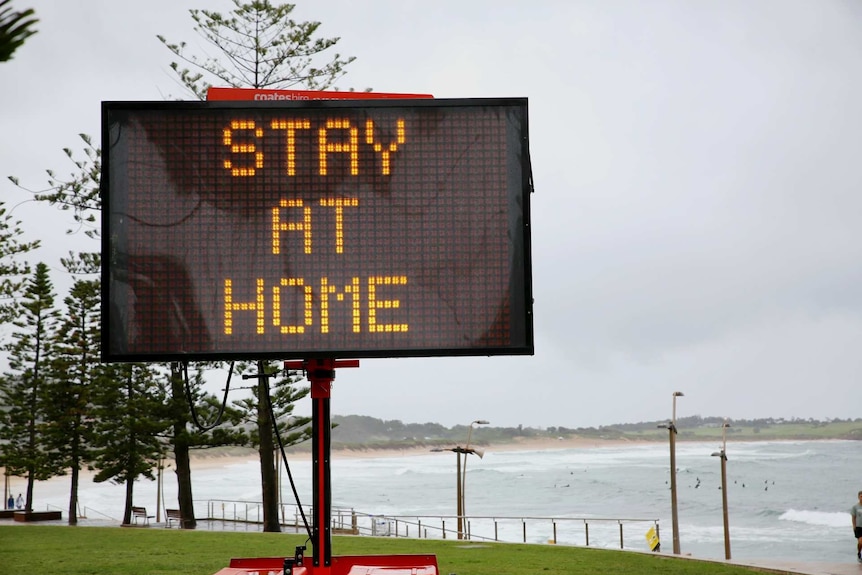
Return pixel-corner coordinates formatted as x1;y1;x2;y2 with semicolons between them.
222;117;407;177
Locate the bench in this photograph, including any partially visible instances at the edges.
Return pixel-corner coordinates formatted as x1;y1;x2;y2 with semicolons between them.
165;508;182;528
131;506;154;525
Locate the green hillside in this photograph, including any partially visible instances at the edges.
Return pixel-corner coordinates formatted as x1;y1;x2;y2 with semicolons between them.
325;414;862;450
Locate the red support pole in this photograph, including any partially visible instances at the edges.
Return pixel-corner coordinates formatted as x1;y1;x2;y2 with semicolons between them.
312;371;331;569
285;358;359;573
214;358;439;575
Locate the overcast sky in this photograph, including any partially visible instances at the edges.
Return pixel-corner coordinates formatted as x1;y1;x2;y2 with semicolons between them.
2;0;861;429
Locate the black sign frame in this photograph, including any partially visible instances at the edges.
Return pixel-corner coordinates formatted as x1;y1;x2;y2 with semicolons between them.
101;98;533;362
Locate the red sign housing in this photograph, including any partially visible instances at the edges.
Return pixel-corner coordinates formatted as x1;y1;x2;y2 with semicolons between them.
206;87;434;101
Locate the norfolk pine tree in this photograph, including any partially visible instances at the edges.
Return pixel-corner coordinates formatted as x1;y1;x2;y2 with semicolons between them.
41;268;102;524
89;362;169;525
231;360;311;532
158;0;356;99
0;201;39;501
0;262;62;512
0;198;40;493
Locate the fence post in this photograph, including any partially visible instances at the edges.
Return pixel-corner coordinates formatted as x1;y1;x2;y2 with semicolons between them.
585;521;590;547
619;521;624;549
522;519;527;543
553;521;557;544
494;520;499;541
442;520;446;539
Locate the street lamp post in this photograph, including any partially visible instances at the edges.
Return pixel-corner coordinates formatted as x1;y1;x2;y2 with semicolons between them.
455;448;463;539
433;419;489;541
659;391;684;555
461;419;489;538
431;446;468;539
712;420;731;560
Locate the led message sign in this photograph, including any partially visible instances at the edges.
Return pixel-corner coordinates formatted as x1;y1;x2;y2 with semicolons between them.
101;99;533;362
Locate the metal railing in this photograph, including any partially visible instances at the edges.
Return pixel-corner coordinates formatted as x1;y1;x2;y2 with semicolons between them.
197;499;660;550
351;512;659;550
44;502;118;522
32;496;659;550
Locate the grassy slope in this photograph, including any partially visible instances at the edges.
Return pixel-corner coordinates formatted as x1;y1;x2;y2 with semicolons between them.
624;420;862;442
0;525;778;575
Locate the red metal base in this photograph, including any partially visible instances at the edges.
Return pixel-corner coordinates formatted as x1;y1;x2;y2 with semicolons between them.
212;362;438;575
213;554;439;575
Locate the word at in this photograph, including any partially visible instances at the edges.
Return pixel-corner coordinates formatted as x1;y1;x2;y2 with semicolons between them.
272;197;359;255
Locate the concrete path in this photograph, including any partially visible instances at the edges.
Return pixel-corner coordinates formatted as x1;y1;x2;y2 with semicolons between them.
634;550;862;575
727;558;862;575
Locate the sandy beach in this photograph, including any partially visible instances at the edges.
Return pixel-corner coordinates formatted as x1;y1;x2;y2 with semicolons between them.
187;436;645;470
2;436;648;496
4;435;643;502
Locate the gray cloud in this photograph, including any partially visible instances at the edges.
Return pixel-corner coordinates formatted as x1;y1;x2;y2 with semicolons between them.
2;0;861;428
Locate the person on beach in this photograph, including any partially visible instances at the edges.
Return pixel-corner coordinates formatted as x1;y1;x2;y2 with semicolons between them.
15;493;23;509
6;494;12;510
850;490;862;562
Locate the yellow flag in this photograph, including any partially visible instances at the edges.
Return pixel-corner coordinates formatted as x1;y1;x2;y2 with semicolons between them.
645;526;660;551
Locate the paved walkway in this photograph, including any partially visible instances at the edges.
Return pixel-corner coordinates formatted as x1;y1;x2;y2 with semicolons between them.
726;558;862;575
591;548;862;575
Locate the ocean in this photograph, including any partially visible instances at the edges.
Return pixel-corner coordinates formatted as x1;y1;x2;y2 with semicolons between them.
17;439;861;564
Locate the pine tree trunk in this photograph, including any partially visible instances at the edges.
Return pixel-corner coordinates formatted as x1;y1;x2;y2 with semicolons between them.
122;477;134;525
68;460;79;525
25;377;37;512
24;470;34;512
171;365;197;529
257;364;280;533
174;442;196;529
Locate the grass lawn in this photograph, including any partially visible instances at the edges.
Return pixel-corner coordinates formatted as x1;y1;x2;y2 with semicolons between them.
0;525;776;575
627;420;862;442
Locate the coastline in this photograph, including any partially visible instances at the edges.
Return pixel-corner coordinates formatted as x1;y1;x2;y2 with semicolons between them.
186;434;855;470
13;436;654;488
187;436;650;470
